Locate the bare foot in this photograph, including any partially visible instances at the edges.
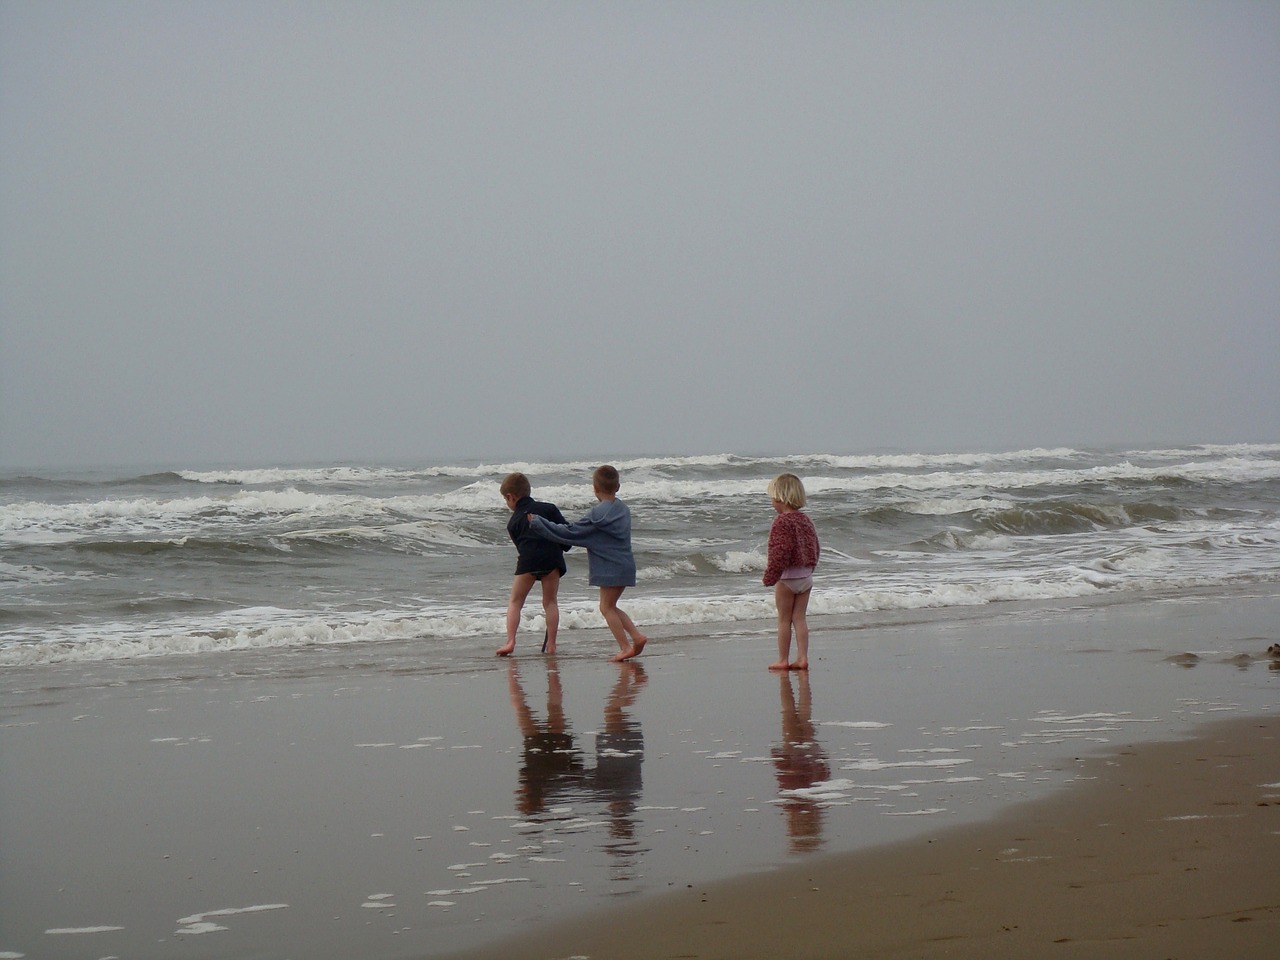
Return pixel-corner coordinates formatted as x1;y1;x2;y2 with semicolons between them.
543;641;556;655
495;642;515;657
790;660;809;671
612;635;647;662
768;659;790;671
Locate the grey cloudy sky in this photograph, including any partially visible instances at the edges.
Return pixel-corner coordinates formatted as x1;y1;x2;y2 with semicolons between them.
2;1;1277;469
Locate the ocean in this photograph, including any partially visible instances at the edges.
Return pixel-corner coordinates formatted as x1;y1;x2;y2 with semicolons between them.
3;442;1278;668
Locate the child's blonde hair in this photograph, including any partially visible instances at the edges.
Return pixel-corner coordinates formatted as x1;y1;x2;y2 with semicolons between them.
593;464;620;495
768;473;806;508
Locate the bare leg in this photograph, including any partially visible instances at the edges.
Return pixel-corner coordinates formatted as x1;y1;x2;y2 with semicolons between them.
498;573;536;656
770;583;795;670
540;570;561;654
790;587;811;670
600;586;648;661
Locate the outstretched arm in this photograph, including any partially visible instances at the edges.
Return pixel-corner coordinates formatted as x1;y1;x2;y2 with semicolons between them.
528;512;599;548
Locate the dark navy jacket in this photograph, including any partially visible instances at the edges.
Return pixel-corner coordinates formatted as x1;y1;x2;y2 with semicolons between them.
508;496;570;576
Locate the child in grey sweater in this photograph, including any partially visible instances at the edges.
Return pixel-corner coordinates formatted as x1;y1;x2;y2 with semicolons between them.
528;465;647;661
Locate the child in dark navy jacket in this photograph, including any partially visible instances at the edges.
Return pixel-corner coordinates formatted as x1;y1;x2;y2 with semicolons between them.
497;472;569;656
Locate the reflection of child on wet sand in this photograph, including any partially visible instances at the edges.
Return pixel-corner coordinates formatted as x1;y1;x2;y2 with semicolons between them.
497;472;569;656
763;473;820;671
506;659;583;815
772;670;830;853
594;663;647;858
504;659;647;870
528;465;648;662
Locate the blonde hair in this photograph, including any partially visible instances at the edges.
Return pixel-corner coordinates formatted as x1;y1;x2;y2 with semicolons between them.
593;464;620;495
767;473;806;508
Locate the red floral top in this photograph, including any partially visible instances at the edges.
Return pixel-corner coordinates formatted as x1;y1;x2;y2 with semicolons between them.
763;510;820;586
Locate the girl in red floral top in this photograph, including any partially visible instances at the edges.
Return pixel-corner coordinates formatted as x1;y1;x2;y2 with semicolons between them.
763;473;820;671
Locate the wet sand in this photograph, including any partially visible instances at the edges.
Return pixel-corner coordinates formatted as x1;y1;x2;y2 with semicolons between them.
1;590;1277;959
452;712;1280;960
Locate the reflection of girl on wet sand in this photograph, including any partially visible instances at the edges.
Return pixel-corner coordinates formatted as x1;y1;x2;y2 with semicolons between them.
771;671;830;853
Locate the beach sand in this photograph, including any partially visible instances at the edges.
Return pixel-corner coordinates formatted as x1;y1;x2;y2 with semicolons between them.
453;712;1280;960
1;590;1277;959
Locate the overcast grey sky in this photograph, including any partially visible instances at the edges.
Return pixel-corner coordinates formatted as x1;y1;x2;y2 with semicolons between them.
2;1;1277;469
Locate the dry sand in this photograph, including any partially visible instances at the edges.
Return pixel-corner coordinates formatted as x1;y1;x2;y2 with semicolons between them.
450;713;1280;960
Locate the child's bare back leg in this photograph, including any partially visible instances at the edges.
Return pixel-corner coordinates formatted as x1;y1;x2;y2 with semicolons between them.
600;586;647;661
540;570;561;654
770;582;797;670
790;586;812;670
498;573;537;656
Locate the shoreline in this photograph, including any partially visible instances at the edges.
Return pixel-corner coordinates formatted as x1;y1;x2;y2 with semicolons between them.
3;580;1274;683
448;712;1280;959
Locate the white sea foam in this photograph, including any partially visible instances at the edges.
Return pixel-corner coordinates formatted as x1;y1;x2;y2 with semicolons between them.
897;497;1016;516
180;453;753;486
1032;712;1148;723
167;445;1276;488
0;554;1266;666
11;458;1278;548
779;778;859;801
0;488;380;544
638;559;698;581
45;926;125;935
1139;442;1280;460
176;904;288;926
181;466;427;485
841;758;973;771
